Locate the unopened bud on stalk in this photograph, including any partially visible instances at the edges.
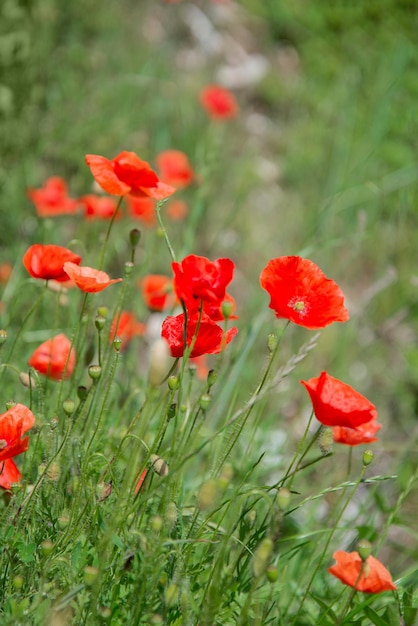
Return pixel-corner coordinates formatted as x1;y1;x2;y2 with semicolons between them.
95;315;106;331
151;515;163;532
207;369;217;388
268;333;278;353
84;566;99;587
199;394;211;411
19;372;35;388
77;385;88;401
148;339;170;386
0;330;8;345
197;479;218;511
167;403;176;420
63;399;75;416
318;427;333;455
57;514;70;530
113;337;122;352
252;538;274;578
41;540;54;557
357;539;372;561
88;365;102;381
129;228;141;248
150;454;169;477
276;487;291;511
12;575;23;590
5;400;16;411
221;300;233;320
363;449;374;467
124;261;134;276
168;375;179;391
97;306;108;319
266;565;279;582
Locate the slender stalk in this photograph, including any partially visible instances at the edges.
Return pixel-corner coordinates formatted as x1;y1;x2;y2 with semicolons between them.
98;195;123;269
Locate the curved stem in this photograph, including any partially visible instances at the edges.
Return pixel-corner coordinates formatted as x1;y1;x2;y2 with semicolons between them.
98;195;123;269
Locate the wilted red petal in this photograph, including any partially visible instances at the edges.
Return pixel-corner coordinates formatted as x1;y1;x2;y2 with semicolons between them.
0;459;22;490
63;262;122;293
332;418;382;446
28;333;75;380
329;551;397;593
301;371;377;429
23;244;82;282
200;85;238;119
260;256;349;330
161;312;238;358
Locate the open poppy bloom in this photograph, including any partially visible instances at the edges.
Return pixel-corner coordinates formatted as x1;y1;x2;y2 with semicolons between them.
0;403;36;491
161;312;238;358
140;274;176;311
28;333;75;380
79;194;120;220
260;256;349;330
125;194;156;225
301;372;377;429
199;85;238;120
23;244;82;282
63;262;123;293
85;151;176;200
156;150;194;188
27;176;79;217
329;551;397;593
332;417;382;446
109;311;145;350
172;254;235;313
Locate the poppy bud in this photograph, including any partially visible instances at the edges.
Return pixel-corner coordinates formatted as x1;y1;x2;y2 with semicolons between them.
63;399;75;416
221;299;233;319
13;575;24;590
5;400;16;411
77;385;88;401
199;394;211;411
129;228;141;248
253;538;273;578
268;333;278;353
151;515;163;532
276;487;291;511
124;261;134;276
58;514;70;530
168;375;179;391
96;482;112;502
150;454;169;477
0;329;7;345
363;449;374;466
357;539;372;561
19;372;36;388
266;565;279;583
84;566;99;587
41;540;54;557
207;369;217;388
97;306;108;318
113;337;123;352
167;403;176;420
95;315;106;331
88;365;102;381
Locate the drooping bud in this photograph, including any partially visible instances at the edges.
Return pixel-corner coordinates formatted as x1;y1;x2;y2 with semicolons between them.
150;454;169;477
19;372;36;388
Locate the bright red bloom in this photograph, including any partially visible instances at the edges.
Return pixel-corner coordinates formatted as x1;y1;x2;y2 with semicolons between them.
0;403;35;463
0;459;21;490
301;372;377;429
166;199;188;221
85;151;176;200
109;311;145;350
79;194;120;220
161;312;238;358
156;150;194;188
125;194;156;225
172;255;235;313
63;262;123;293
140;274;176;311
332;417;382;446
27;176;78;217
23;244;82;283
329;551;397;593
28;333;75;380
199;85;238;120
260;256;349;330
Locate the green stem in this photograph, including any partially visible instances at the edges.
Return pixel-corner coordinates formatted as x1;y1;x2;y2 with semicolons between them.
98;195;123;269
155;200;176;262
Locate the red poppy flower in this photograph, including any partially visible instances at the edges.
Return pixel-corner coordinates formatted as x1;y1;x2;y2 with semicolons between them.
85;151;176;200
27;176;79;217
0;459;21;490
0;403;35;463
328;551;397;593
28;333;75;380
161;312;238;358
63;262;123;293
23;244;82;283
125;194;156;225
156;150;194;188
166;199;188;221
199;85;238;120
109;311;145;350
332;417;382;446
260;256;349;330
0;263;13;284
172;255;235;313
79;194;120;220
140;274;176;311
300;372;377;429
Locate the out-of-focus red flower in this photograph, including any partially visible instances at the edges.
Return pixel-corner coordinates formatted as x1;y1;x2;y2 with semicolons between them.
140;275;176;311
85;151;176;200
190;355;210;380
28;333;75;380
300;371;377;429
109;311;145;350
156;150;194;189
161;312;238;358
79;194;120;220
125;194;156;225
27;177;78;217
0;459;21;490
260;256;349;330
0;403;35;463
23;244;82;283
332;417;382;446
203;293;238;322
63;262;123;293
328;551;397;593
172;254;235;313
166;199;188;221
199;85;238;120
0;263;13;284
